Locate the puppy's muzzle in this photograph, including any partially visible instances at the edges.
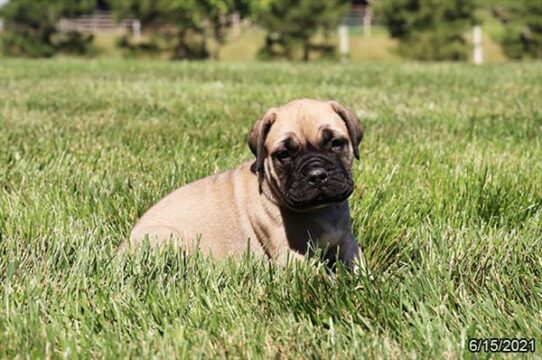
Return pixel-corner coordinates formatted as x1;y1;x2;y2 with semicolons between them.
301;164;328;188
299;157;333;188
284;154;353;210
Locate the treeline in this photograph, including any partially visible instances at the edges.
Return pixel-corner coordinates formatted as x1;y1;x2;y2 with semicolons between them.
379;0;541;61
1;0;540;61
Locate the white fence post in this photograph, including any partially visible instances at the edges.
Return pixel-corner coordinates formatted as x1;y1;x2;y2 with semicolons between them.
231;12;241;37
363;5;372;38
473;25;483;65
132;19;141;39
339;24;349;62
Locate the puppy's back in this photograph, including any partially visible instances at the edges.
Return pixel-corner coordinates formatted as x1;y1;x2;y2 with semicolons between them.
120;162;263;258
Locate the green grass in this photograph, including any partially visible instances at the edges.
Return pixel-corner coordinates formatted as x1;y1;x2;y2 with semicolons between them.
0;59;541;358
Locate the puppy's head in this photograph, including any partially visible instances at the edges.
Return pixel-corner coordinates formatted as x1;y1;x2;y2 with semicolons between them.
249;99;363;210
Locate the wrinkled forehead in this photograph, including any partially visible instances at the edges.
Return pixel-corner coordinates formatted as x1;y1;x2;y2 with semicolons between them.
267;102;347;147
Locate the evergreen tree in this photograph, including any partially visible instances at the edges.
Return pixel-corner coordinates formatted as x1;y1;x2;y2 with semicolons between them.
378;0;477;61
199;0;251;60
113;0;207;60
256;0;350;61
492;1;542;60
1;0;96;57
113;0;250;60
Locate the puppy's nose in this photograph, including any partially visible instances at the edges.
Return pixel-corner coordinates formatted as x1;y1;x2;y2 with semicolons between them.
306;168;328;187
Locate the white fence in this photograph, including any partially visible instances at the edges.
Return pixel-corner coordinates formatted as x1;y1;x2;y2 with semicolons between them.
58;11;137;36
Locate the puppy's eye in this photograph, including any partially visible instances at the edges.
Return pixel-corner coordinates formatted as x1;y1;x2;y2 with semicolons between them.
331;138;346;149
276;150;290;161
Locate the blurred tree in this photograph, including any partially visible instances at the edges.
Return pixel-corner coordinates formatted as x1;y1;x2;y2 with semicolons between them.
0;0;96;57
255;0;350;61
378;0;477;61
491;1;542;60
113;0;250;60
200;0;251;60
113;0;207;59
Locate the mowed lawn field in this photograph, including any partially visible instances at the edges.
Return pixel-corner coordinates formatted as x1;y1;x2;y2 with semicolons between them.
0;59;541;358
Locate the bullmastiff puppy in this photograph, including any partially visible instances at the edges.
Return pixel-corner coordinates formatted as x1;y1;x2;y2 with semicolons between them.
121;99;365;271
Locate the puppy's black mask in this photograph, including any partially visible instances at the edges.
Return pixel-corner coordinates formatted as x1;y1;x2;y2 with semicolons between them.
274;148;354;210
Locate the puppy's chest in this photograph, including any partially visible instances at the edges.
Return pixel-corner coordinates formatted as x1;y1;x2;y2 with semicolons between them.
289;216;348;248
311;223;347;248
283;204;351;249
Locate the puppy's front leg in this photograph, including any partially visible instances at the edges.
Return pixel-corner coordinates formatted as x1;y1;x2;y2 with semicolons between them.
338;234;368;274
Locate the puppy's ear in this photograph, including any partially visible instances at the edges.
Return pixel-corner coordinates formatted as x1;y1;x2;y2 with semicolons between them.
329;101;364;159
248;109;277;191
